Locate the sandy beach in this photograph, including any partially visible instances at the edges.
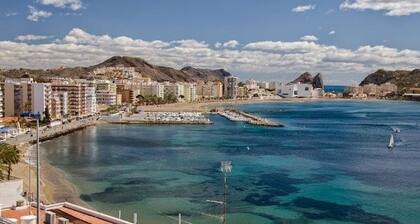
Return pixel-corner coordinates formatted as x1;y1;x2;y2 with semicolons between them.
11;143;91;208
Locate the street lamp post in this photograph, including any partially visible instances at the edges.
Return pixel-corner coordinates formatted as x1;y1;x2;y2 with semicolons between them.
21;112;41;224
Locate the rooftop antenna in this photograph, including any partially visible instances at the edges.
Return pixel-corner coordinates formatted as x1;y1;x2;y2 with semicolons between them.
220;161;232;224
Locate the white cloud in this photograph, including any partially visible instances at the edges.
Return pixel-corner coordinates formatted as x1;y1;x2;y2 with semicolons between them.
38;0;83;11
223;40;240;48
27;5;52;22
15;35;53;42
329;30;336;35
292;4;316;13
214;42;222;48
300;35;318;42
340;0;420;16
1;28;420;84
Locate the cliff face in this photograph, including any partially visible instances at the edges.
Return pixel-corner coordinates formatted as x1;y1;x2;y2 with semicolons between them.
289;72;324;89
359;69;420;88
0;56;235;83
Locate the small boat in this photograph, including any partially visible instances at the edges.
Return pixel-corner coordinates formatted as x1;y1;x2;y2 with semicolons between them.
388;134;395;149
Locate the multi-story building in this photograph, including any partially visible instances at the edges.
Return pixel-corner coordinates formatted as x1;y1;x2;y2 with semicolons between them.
4;78;33;117
86;86;97;114
257;81;270;89
211;81;224;98
196;82;212;99
245;79;258;90
96;80;117;105
163;82;184;98
51;91;68;119
278;83;313;98
224;76;239;99
140;82;165;98
32;83;53;120
51;80;96;117
183;83;197;102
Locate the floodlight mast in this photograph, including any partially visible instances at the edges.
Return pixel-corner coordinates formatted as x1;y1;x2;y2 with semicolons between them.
220;161;232;224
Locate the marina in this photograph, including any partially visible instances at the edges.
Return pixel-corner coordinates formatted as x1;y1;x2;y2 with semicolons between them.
108;112;212;125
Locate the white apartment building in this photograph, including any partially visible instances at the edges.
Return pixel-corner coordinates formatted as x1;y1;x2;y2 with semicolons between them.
96;80;117;105
224;76;239;99
86;86;97;114
32;83;53;120
278;83;313;98
183;83;197;102
245;79;258;90
211;81;224;98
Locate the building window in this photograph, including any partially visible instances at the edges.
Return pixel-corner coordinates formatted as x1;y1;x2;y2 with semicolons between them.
305;87;309;91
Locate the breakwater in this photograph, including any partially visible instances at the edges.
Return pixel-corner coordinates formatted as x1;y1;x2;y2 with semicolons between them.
217;109;283;127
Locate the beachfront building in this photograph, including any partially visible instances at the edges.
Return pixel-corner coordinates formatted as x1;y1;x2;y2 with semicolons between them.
86;86;97;114
163;82;184;98
31;83;53;120
211;81;224;98
257;81;270;89
51;80;96;117
96;80;117;105
224;76;239;99
245;79;258;90
278;83;313;98
3;78;33;117
182;83;197;102
140;82;165;98
51;91;69;119
196;82;212;99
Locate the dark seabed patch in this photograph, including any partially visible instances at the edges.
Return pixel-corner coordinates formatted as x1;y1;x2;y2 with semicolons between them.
290;197;399;224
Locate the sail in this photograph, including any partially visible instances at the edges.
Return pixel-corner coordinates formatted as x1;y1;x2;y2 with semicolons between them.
388;134;395;148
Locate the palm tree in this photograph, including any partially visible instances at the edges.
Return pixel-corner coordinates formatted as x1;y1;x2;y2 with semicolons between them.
0;143;22;180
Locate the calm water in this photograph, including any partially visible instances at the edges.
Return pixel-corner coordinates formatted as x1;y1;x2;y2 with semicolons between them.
42;101;420;224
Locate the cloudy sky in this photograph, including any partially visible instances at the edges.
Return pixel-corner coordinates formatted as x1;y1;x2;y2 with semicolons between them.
1;0;420;84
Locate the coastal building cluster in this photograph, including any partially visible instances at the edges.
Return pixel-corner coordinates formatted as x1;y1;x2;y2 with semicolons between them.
0;66;328;123
345;83;398;99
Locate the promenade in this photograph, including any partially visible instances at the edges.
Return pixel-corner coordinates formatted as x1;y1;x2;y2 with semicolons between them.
5;116;98;145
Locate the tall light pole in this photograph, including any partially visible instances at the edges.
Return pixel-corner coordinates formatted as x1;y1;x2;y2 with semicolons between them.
220;161;232;224
21;112;41;224
35;116;40;224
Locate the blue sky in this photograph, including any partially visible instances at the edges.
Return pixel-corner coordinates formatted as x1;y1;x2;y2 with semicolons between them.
1;0;420;84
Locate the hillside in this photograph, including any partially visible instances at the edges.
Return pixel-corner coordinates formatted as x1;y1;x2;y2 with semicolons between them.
0;56;234;83
359;69;420;89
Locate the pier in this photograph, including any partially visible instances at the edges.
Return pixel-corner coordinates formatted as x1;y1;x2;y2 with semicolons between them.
217;109;283;127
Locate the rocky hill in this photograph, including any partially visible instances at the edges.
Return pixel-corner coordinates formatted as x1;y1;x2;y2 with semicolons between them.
0;56;234;83
359;69;420;88
289;72;324;89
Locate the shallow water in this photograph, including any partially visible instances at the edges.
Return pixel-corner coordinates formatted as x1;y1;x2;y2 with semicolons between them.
42;100;420;224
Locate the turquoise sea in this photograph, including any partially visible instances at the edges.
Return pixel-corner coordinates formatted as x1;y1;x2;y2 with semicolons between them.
42;101;420;224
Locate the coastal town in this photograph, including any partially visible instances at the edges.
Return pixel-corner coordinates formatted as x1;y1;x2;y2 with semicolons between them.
0;58;417;224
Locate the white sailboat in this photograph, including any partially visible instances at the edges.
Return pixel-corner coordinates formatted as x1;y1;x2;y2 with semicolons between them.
388;134;395;149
